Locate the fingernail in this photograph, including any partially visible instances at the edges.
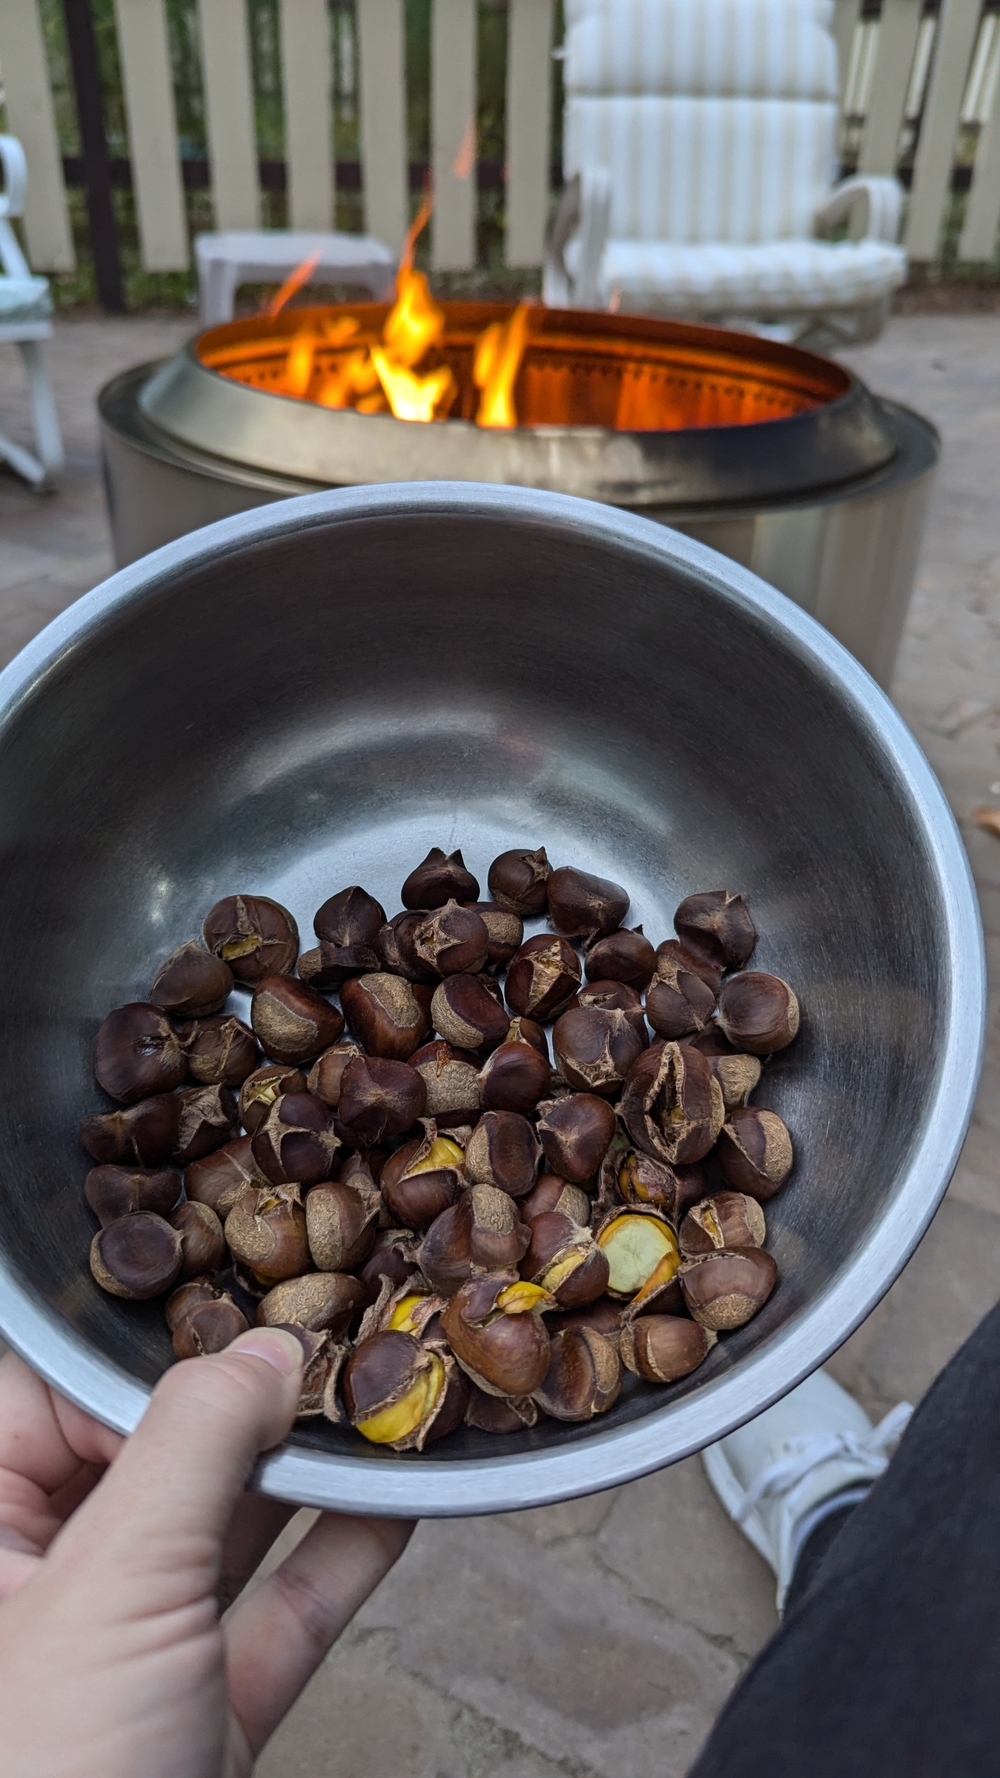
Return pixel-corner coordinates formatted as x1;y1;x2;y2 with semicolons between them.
230;1329;304;1377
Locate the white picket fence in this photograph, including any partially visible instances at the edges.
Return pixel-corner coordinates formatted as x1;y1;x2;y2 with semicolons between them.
0;0;998;280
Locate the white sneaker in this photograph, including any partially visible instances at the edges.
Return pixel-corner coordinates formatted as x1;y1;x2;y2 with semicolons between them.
702;1369;912;1611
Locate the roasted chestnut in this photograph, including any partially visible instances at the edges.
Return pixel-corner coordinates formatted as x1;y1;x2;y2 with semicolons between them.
546;865;629;941
80;1093;182;1167
552;1003;645;1095
313;883;385;943
465;1385;538;1433
679;1191;766;1256
341;972;433;1059
716;1107;793;1200
519;1174;591;1226
90;1212;182;1299
202;893;299;983
440;1272;552;1397
94;1003;186;1104
380;1124;465;1229
169;1200;226;1278
717;971;800;1054
620;1041;724;1165
655;937;723;993
486;846;551;916
620;1316;715;1382
520;1211;609;1308
224;1183;310;1284
615;1149;708;1224
250;974;344;1065
412;900;489;976
251;1090;340;1187
536;1093;616;1184
357;1228;420;1298
400;847;479;910
674;890;757;972
504;935;581;1021
171;1293;249;1358
337;1055;426;1145
343;1330;469;1449
239;1063;309;1131
463;901;524;972
305;1166;381;1270
645;955;717;1041
181;1013;260;1086
307;1038;366;1102
185;1135;263;1218
679;1247;777;1329
418;1183;531;1295
478;1034;552;1112
409;1040;482;1121
583;927;656;990
173;1085;240;1165
533;1324;622;1420
464;1110;540;1198
257;1270;366;1335
374;912;439;983
431;974;511;1051
594;1207;680;1300
84;1164;181;1225
149;942;233;1018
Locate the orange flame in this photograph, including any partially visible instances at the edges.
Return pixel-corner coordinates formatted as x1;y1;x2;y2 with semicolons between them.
370;347;455;422
474;302;531;428
265;248;323;318
258;196;521;429
400;187;433;274
383;264;446;368
452;116;477;180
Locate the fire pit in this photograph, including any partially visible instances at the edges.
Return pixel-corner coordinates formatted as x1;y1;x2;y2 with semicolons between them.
100;284;938;688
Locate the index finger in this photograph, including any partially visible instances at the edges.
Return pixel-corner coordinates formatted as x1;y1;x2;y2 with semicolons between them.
0;1353;121;1495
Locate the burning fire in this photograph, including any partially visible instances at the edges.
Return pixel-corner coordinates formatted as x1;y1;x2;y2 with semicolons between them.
255;197;530;427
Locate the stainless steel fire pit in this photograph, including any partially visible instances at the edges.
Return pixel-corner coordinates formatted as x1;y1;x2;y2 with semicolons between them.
100;304;939;688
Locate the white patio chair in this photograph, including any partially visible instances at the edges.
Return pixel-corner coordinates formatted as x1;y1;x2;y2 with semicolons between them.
195;230;397;327
0;134;63;488
544;0;907;347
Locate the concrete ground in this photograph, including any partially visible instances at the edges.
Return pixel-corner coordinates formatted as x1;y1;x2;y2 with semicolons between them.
1;310;999;1775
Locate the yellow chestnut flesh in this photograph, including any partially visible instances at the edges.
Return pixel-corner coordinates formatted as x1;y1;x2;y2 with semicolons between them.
596;1214;678;1297
355;1352;445;1444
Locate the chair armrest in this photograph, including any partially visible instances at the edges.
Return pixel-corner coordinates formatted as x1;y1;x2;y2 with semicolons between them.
815;175;903;244
544;168;612;308
0;137;28;223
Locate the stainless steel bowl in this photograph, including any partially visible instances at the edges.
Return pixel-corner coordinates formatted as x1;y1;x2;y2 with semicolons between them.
0;483;983;1516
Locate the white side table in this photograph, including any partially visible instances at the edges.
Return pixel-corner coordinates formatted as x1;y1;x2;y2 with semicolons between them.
195;231;397;326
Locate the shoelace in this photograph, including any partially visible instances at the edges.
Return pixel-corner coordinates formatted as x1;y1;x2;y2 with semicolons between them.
733;1401;914;1525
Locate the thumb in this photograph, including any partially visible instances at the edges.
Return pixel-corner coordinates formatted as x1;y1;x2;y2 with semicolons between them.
50;1330;304;1582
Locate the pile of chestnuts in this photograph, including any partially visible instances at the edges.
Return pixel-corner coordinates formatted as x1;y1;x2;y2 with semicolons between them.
80;847;799;1449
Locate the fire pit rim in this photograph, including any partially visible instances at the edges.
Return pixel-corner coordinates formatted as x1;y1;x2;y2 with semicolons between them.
0;481;983;1516
137;305;900;508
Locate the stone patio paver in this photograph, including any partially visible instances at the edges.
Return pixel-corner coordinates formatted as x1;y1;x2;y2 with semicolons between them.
2;310;1000;1775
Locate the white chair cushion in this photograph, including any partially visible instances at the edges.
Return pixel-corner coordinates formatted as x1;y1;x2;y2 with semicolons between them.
584;237;908;313
0;277;51;324
566;0;837;99
566;95;837;242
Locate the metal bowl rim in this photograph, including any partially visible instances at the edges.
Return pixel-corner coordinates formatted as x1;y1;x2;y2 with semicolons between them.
0;482;984;1516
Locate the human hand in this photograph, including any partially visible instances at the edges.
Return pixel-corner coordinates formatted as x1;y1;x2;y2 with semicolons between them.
0;1334;414;1777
